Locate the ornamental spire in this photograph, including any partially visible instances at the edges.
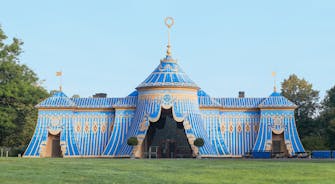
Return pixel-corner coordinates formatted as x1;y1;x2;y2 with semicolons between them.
165;17;174;57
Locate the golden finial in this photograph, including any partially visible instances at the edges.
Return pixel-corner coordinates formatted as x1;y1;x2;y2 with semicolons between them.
165;17;174;56
272;71;277;92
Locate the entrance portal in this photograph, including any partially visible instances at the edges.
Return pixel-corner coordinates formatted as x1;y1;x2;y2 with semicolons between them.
143;109;193;158
45;133;62;158
272;133;288;157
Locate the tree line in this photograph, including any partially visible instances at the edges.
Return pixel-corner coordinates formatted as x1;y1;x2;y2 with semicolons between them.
0;26;49;154
0;26;334;152
282;75;335;150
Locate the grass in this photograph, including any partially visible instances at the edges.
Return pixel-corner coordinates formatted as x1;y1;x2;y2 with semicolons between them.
0;158;335;184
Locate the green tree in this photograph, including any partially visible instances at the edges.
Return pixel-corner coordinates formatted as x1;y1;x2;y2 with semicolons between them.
0;25;49;148
320;86;335;149
281;74;320;137
300;135;329;150
323;86;335;110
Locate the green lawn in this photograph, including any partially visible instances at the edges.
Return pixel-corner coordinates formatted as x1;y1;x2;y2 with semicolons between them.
0;158;335;184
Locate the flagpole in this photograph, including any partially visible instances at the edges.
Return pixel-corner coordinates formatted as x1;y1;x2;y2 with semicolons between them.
56;70;63;91
272;72;277;92
60;70;62;91
59;71;62;91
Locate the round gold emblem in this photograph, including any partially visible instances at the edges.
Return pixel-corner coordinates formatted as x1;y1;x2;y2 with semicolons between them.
165;17;174;29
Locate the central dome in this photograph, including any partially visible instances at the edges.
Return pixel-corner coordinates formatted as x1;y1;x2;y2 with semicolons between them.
137;17;198;90
136;56;198;89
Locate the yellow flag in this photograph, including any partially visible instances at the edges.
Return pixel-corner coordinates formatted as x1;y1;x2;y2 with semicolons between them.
56;71;62;76
272;72;276;77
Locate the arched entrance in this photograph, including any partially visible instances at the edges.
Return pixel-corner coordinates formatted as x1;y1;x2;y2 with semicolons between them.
45;133;62;158
272;133;288;157
143;109;193;158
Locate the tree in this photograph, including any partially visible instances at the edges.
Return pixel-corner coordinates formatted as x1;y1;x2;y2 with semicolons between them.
320;85;335;149
300;135;329;150
0;25;49;148
323;86;335;110
281;74;320;139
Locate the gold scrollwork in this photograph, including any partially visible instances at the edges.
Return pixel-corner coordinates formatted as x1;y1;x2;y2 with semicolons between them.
139;119;148;132
272;116;284;135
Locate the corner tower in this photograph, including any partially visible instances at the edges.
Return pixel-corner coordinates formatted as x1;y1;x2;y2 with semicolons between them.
252;91;305;156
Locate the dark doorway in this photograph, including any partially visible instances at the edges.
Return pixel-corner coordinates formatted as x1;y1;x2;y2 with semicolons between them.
143;109;193;158
272;133;288;157
45;133;62;158
272;140;281;153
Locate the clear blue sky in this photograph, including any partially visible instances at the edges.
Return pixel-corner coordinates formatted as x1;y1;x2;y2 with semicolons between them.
1;0;334;98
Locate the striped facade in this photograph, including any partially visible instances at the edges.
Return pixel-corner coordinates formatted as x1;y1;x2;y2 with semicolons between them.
24;41;305;159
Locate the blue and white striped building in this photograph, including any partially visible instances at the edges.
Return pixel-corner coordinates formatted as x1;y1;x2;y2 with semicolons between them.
24;20;304;158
